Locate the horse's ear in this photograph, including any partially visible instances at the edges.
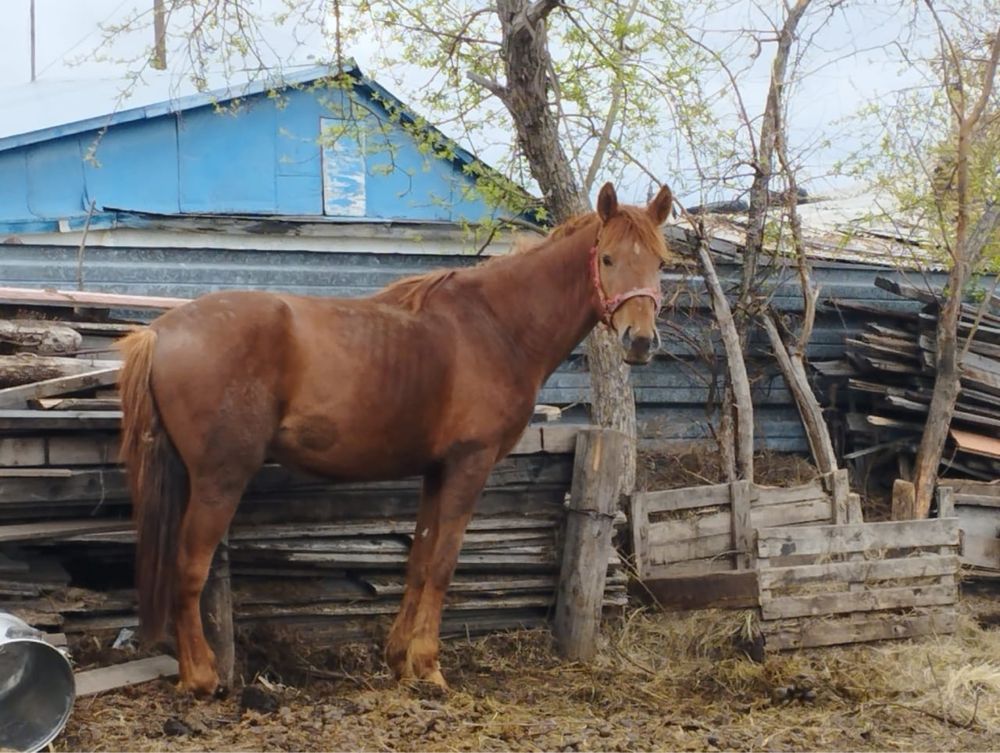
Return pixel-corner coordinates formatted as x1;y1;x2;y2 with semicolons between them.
647;185;673;225
597;182;618;223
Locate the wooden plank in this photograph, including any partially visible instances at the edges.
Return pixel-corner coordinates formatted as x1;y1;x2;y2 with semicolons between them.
950;428;1000;460
0;286;187;311
847;493;864;524
48;434;121;465
753;479;826;506
761;608;958;651
960;534;1000;571
0;519;131;543
955;494;1000;509
0;436;46;466
74;655;180;697
756;519;960;559
760;583;957;620
0;409;122;431
541;424;587;454
629;492;651;579
637;570;758;610
638;557;734;580
512;426;543;454
554;428;626;662
33;397;122;411
937;486;956;519
202;537;234;689
758;553;960;592
648;498;833;551
0;367;120;409
637;482;731;515
731;480;752;569
830;469;849;524
651;532;733;565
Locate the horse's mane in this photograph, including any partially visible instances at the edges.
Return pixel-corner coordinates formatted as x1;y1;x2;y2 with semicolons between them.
374;207;679;313
374;269;458;313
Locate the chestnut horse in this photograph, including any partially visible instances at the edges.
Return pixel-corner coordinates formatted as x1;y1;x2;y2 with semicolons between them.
117;181;679;697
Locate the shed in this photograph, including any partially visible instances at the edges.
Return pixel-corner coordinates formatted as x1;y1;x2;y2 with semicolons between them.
0;61;536;254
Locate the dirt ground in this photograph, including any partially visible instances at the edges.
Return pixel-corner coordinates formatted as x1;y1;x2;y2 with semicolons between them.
58;593;1000;752
53;450;999;751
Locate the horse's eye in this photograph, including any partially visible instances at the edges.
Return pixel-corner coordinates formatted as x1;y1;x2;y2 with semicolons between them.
659;261;667;271
602;254;613;267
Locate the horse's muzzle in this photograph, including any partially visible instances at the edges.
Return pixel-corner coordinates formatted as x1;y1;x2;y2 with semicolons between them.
623;332;655;365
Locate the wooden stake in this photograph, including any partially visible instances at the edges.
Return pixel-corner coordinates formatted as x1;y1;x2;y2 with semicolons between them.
201;535;234;689
554;428;626;662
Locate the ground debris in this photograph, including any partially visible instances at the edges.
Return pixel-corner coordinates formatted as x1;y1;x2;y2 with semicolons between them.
54;600;1000;752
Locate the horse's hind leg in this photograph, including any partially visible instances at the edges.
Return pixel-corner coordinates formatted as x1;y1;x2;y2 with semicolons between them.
173;474;247;697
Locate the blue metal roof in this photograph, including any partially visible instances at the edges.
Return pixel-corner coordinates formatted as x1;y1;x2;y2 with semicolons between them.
0;61;540;233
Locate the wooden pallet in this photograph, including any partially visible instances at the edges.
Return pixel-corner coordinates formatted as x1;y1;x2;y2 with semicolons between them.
629;470;859;609
939;481;1000;575
756;517;960;650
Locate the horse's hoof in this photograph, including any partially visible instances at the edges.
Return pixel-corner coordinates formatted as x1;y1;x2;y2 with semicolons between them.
423;669;449;692
213;684;230;700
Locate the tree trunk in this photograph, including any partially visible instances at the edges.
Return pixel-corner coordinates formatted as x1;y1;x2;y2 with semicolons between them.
0;320;83;355
909;207;1000;518
696;238;754;480
740;0;812;316
761;313;837;475
0;354;117;388
485;0;639;493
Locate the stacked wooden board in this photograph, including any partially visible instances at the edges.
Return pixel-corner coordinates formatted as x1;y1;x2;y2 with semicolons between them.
0;287;626;644
756;517;961;650
816;276;1000;481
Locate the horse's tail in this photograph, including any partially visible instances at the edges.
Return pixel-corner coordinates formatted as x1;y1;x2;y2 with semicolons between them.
117;328;188;642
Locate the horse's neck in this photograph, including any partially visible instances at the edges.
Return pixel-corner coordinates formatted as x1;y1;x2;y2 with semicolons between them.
476;225;599;381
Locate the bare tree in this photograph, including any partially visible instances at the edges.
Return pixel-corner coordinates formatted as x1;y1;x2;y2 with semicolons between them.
902;7;1000;518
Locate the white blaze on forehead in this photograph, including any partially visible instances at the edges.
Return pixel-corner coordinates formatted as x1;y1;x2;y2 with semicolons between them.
633;242;642;256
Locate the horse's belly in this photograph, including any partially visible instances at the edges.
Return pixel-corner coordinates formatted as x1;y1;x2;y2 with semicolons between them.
268;409;437;482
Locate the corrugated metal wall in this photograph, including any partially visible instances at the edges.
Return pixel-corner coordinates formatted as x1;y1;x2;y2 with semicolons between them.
0;242;945;452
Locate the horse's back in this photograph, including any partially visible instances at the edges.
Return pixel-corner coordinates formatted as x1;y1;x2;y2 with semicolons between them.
146;289;456;481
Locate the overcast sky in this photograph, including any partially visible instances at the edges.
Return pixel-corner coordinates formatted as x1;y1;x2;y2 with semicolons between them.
0;1;932;203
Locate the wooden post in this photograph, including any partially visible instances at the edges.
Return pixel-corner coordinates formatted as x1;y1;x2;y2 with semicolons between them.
201;535;234;689
730;480;753;569
554;428;626;662
892;479;917;520
847;492;864;524
936;486;956;519
829;468;850;524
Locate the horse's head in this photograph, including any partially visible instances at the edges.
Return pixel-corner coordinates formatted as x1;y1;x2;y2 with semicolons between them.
591;181;676;365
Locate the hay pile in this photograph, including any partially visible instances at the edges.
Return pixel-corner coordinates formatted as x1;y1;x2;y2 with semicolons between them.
59;597;1000;752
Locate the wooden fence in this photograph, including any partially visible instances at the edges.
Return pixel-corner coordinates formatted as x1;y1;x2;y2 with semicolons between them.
630;472;962;652
938;481;1000;575
628;470;859;609
756;518;961;650
0;417;626;663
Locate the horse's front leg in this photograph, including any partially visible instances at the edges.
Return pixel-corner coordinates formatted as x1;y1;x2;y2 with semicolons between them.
389;446;496;688
386;467;443;678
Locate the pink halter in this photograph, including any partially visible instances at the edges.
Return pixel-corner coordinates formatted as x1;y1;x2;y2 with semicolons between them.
589;244;663;328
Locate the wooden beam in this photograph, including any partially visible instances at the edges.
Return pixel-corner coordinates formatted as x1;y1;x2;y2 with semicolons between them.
74;655;179;696
636;570;758;610
553;428;626;661
0;287;187;311
202;535;234;690
0;519;131;543
0;367;120;409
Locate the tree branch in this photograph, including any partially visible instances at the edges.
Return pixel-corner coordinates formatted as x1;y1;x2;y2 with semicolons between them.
466;71;509;101
521;0;564;29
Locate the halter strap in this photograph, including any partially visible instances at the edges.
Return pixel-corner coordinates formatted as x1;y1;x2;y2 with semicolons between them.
589;245;663;328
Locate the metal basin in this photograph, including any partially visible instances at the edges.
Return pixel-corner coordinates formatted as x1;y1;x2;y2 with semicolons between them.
0;612;75;753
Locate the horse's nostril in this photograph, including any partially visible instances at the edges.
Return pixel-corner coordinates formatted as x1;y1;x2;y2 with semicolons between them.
621;326;632;347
